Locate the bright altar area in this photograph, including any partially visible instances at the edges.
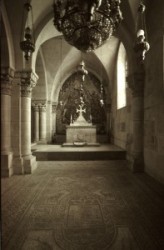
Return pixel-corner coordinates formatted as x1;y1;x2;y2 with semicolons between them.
63;104;99;146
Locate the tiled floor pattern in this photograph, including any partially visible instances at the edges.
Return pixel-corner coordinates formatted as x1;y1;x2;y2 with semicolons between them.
1;161;164;250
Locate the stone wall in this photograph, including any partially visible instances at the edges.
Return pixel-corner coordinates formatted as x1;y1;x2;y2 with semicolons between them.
144;0;164;183
111;43;133;153
111;83;133;152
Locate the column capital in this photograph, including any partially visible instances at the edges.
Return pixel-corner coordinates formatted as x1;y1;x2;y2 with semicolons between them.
32;100;47;112
47;100;52;105
127;71;145;97
15;70;39;97
32;103;39;112
39;103;47;112
52;102;58;113
32;99;47;106
0;67;15;95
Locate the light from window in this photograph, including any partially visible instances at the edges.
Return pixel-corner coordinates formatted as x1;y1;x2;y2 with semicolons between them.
117;43;127;109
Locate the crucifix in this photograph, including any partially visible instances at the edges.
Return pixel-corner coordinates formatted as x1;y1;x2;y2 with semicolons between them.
76;104;86;117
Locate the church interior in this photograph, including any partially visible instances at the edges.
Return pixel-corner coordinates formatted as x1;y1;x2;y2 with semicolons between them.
1;0;164;249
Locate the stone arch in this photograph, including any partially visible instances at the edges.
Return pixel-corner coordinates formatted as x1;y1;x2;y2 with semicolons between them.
1;1;15;69
31;0;138;75
32;49;48;100
56;71;108;135
51;50;110;104
32;16;60;72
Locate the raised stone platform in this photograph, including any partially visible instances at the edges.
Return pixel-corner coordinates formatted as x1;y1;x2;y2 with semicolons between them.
32;144;126;161
62;142;100;147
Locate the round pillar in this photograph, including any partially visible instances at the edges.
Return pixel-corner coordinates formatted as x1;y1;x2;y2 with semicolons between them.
46;101;52;143
20;71;38;173
0;68;14;177
52;103;58;143
39;104;47;143
33;105;39;142
106;103;111;142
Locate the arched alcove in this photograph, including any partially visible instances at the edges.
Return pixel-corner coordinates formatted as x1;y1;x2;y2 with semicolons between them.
55;72;109;141
1;19;9;67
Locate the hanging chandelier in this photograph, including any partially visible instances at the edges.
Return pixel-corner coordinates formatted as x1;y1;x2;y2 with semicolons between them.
20;2;35;61
77;61;88;81
53;0;123;52
134;2;150;61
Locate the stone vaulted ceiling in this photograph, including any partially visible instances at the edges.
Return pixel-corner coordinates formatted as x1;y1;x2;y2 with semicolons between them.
2;0;140;102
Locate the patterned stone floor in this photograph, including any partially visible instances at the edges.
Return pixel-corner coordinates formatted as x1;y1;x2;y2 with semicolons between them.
1;161;164;250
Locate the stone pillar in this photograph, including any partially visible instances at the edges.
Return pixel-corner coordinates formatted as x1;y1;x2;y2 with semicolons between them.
20;71;38;174
106;103;111;140
46;101;52;143
127;70;145;172
39;103;47;143
1;67;14;177
12;74;23;175
32;104;39;142
52;103;58;143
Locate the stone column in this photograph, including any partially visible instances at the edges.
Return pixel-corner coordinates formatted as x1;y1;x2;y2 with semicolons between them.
127;70;145;172
1;67;14;177
106;103;111;141
12;74;23;175
52;103;58;143
32;104;39;143
46;101;52;143
20;70;38;174
39;103;47;143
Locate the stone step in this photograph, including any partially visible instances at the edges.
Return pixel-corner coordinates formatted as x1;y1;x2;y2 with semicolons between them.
32;148;126;161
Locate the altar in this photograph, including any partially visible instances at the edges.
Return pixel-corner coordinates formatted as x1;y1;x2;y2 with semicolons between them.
63;104;99;146
66;124;97;144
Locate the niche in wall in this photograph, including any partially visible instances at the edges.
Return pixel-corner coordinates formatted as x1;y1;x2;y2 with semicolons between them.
56;72;107;134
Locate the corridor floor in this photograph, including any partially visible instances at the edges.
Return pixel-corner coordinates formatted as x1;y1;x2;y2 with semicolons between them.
1;161;164;250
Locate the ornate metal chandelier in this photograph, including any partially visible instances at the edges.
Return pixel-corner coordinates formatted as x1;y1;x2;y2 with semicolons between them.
20;3;35;61
53;0;123;52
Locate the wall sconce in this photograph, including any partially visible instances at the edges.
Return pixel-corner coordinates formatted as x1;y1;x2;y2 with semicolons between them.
20;2;35;61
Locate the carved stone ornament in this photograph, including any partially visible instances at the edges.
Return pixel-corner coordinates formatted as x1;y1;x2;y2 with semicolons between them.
39;103;47;112
0;67;15;95
127;71;145;97
32;103;39;112
52;103;58;113
32;100;46;105
15;70;38;97
32;100;47;112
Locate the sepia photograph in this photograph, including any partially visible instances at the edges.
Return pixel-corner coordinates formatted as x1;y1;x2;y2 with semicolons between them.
1;0;164;249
